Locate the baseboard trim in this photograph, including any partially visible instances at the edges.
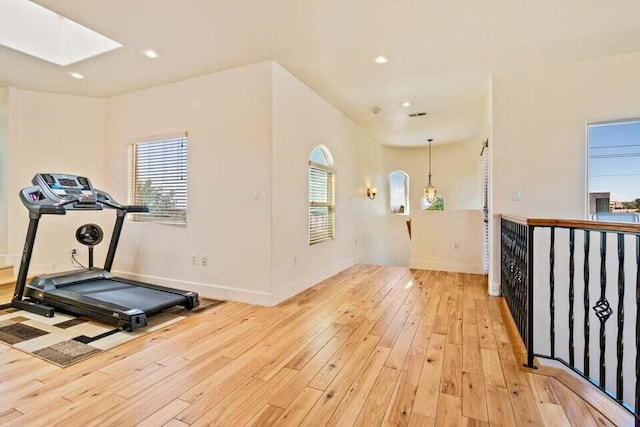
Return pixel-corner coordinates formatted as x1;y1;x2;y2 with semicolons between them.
112;270;273;306
1;254;54;276
409;259;484;274
271;257;357;305
489;280;501;296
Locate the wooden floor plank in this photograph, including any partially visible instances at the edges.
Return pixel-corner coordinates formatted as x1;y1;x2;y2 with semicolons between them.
245;404;285;427
505;381;545;426
413;334;446;418
462;322;482;375
353;366;399;427
549;379;599;427
536;402;571;427
434;393;463;427
135;399;190;427
306;320;375;391
301;335;380;426
326;346;390;426
0;265;626;427
480;349;506;388
586;404;617;427
162;419;189;427
268;332;354;409
485;385;517;427
440;343;463;397
385;343;427;426
408;412;435;427
285;323;344;370
0;408;23;425
385;314;420;369
462;372;488;422
191;367;297;426
273;387;323;426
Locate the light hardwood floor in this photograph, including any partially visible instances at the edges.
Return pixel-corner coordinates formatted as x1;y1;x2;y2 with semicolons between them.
0;265;632;426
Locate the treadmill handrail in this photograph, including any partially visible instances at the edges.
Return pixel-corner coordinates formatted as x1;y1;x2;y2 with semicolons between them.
125;205;150;213
96;190;149;213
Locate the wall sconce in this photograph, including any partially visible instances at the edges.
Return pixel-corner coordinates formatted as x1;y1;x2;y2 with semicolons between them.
367;187;377;200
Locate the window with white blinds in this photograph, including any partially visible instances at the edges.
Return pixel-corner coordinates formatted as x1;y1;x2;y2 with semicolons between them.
309;146;335;245
129;133;188;224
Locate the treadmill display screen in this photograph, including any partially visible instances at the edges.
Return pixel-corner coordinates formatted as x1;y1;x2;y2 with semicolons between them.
57;178;78;187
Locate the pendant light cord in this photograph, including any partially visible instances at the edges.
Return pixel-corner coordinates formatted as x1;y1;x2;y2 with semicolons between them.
428;138;433;185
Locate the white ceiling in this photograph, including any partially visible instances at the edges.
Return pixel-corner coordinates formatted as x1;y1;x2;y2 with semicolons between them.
2;1;640;147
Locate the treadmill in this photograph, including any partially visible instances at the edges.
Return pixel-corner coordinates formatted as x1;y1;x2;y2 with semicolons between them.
6;173;199;331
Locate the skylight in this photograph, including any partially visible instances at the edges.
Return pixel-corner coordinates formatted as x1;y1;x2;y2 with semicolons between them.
0;0;122;66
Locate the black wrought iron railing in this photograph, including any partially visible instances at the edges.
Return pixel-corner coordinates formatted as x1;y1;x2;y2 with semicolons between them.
500;215;639;425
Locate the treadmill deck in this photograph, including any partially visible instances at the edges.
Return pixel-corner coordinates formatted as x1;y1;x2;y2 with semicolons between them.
56;279;187;313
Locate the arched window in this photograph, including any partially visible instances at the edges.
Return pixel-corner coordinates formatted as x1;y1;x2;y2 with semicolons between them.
390;171;409;215
309;146;335;245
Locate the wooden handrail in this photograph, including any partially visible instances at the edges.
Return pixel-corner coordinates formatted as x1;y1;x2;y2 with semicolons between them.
500;214;640;233
500;214;528;225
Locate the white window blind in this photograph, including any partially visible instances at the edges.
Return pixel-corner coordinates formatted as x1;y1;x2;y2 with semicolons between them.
482;144;489;274
309;164;335;244
129;133;188;224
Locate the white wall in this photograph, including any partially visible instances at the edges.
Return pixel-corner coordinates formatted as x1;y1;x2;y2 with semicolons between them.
1;88;107;273
352;129;392;265
410;210;483;273
106;62;274;305
270;64;358;302
355;137;484;273
490;52;640;293
0;87;9;263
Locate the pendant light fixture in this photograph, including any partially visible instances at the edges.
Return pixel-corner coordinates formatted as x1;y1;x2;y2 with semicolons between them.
424;138;437;202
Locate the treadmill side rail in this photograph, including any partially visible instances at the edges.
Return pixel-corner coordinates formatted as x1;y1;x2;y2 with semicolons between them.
12;299;55;317
39;295;148;331
109;276;200;309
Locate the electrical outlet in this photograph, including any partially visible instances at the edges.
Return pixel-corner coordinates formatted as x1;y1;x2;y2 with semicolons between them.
191;254;198;265
71;248;77;255
201;255;208;266
293;256;297;266
454;242;460;250
252;189;260;201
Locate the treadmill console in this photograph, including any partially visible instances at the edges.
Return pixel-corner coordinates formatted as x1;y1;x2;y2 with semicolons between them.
20;173;100;214
20;173;146;215
34;173;97;203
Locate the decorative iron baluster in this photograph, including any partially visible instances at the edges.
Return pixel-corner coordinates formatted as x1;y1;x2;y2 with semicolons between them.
595;231;612;391
526;224;535;368
550;227;556;358
500;219;529;344
584;230;590;378
569;228;575;367
616;233;624;401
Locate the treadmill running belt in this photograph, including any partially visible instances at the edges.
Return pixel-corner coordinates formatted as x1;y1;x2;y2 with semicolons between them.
59;279;186;313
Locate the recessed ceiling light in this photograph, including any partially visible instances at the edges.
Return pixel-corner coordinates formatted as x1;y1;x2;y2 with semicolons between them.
402;101;411;107
143;49;159;58
374;55;389;64
0;0;122;66
69;72;84;79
